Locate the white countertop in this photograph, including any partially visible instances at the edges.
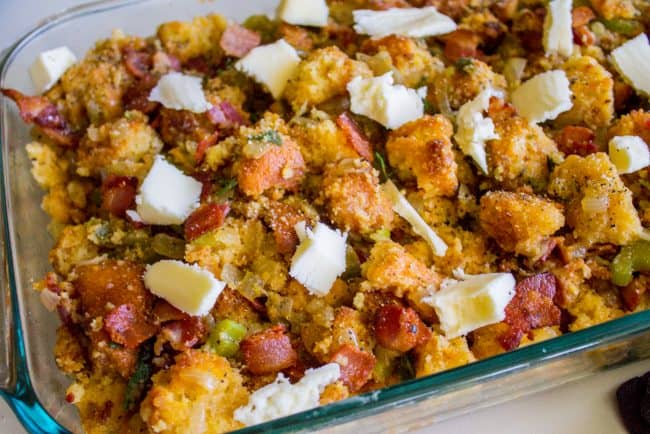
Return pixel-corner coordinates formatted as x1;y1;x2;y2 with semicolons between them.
0;1;641;433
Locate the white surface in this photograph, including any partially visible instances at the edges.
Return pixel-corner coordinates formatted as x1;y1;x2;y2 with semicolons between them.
0;1;639;433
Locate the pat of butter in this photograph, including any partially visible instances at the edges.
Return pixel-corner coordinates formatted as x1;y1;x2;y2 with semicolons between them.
277;0;329;27
353;7;456;38
148;72;211;113
347;72;423;130
144;260;225;316
235;39;301;99
234;363;340;426
29;46;77;94
382;180;448;257
543;0;573;58
609;136;650;175
511;70;573;123
289;222;347;296
454;87;503;174
425;273;516;339
611;33;650;97
136;155;202;225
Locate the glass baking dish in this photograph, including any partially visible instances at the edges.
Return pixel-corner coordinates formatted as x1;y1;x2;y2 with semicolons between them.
1;0;650;433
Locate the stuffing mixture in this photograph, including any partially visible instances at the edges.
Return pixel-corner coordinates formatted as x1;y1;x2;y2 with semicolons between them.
2;0;650;432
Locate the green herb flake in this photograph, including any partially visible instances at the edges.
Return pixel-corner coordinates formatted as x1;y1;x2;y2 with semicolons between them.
455;57;474;74
124;341;154;411
217;178;238;197
374;151;390;183
248;130;282;146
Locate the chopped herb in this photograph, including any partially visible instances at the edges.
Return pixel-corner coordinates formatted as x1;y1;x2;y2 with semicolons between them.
217;178;238;197
374;152;390;183
124;341;154;411
248;130;282;145
455;57;474;74
108;341;123;349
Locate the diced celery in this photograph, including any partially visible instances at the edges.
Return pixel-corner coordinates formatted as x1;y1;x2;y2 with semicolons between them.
601;19;643;36
611;241;650;287
151;233;186;260
204;319;247;357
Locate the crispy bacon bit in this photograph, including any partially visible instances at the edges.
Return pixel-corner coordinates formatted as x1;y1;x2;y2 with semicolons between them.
153;300;188;324
45;272;62;294
124;75;159;114
500;273;562;350
160;317;207;351
555;126;598;156
123;48;152;78
620;276;649;312
220;24;261;58
573;25;595;46
442;29;482;62
571;7;596;47
336;112;374;162
571;6;595;28
374;305;431;352
102;175;138;217
184;203;230;241
1;88;78;146
207;101;245;128
193;172;214;202
279;23;314;51
241;325;298;375
266;201;304;255
329;344;376;392
104;304;158;349
537;237;560;264
152;51;181;74
194;131;219;165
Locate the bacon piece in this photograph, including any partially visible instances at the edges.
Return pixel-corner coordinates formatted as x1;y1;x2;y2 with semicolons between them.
152;51;181;74
102;175;138;217
336;112;374;162
220;24;261;58
499;273;562;350
329;344;376;392
279;23;314;51
241;325;298;375
571;6;595;27
1;88;78;146
193;172;214;202
374;305;431;352
104;304;158;349
124;75;159;114
555;126;598;156
153;300;188;324
184;203;230;241
620;276;649;312
207;101;245;128
194;131;219;165
266;201;304;254
442;29;482;62
573;25;596;46
160;317;207;351
123;48;152;78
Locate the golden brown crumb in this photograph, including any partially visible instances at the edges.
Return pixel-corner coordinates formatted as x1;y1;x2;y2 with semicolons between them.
321;158;394;234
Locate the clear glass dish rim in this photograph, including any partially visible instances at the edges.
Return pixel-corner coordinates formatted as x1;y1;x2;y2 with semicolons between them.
1;1;650;433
